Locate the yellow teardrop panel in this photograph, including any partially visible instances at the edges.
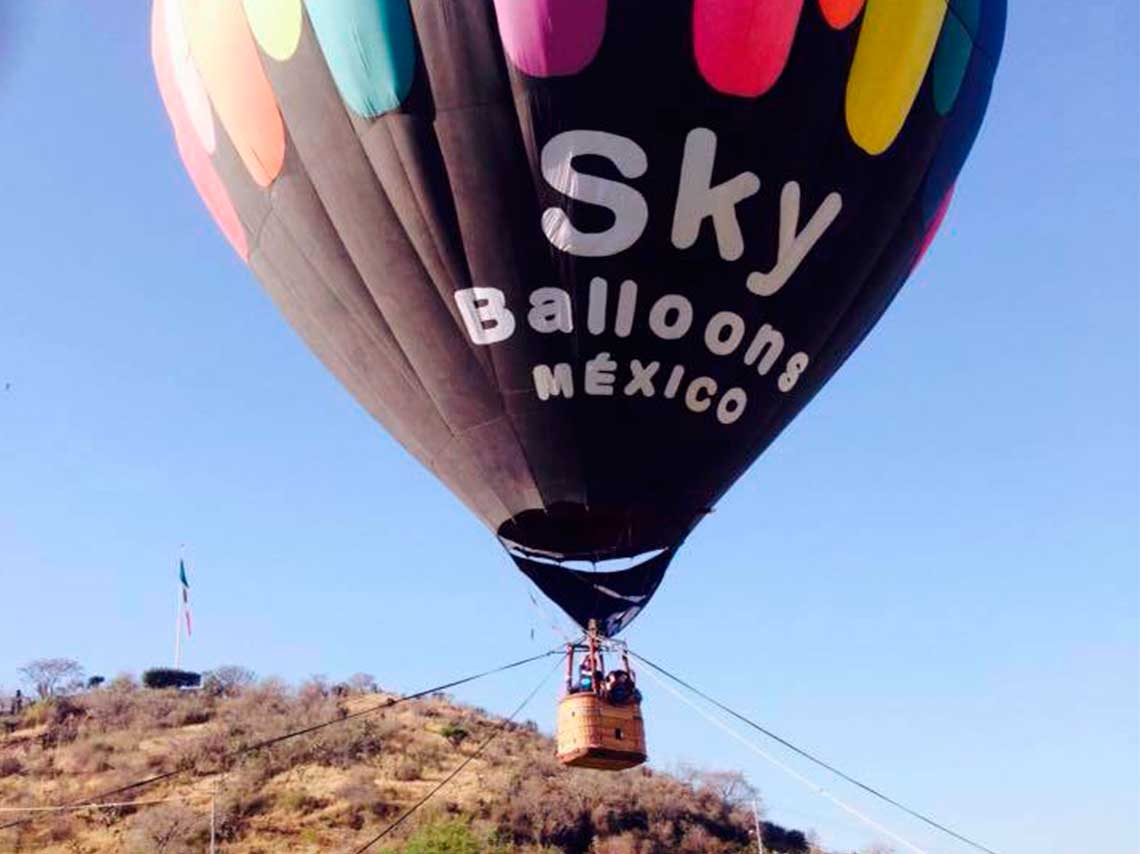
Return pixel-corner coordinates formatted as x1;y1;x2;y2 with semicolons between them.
242;0;304;61
845;0;946;155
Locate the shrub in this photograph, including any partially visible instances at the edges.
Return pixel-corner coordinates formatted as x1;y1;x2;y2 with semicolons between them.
0;756;22;777
33;696;85;747
334;769;395;827
297;676;330;708
84;686;139;729
119;687;212;730
142;669;201;690
279;788;330;815
309;717;390;768
178;706;212;726
393;756;423;781
66;740;115;774
209;788;274;843
109;673;138;692
125;802;203;854
402;819;491;854
439;722;470;748
762;822;810;854
45;815;76;844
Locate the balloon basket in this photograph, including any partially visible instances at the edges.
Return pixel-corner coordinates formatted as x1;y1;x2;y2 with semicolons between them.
556;691;647;771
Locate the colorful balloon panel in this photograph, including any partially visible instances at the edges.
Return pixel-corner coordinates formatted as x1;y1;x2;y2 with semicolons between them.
845;0;948;155
932;0;981;115
818;0;864;30
492;0;607;78
304;0;416;117
152;0;1005;634
242;0;303;62
912;186;954;273
162;0;216;153
151;0;247;258
180;0;284;187
692;0;805;98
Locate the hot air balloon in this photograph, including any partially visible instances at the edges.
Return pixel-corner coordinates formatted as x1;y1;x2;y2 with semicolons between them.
152;0;1004;769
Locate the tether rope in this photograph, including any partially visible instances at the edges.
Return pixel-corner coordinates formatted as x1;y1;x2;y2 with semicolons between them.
349;654;564;853
0;648;561;832
526;588;580;646
641;663;930;854
629;650;1001;854
0;796;189;814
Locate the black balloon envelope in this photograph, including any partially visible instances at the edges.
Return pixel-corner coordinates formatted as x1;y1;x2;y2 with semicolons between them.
152;0;1005;635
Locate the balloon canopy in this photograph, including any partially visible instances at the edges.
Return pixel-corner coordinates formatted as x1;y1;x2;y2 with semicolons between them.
152;0;1005;635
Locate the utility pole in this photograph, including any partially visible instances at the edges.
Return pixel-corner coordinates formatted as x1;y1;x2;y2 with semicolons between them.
753;798;765;854
209;782;217;853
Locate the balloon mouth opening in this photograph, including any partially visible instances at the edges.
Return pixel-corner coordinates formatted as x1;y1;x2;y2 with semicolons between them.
503;547;669;574
507;541;678;637
496;502;694;563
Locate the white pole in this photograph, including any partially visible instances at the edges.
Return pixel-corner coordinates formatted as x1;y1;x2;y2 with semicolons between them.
753;798;765;854
209;783;217;853
174;546;188;670
173;572;183;670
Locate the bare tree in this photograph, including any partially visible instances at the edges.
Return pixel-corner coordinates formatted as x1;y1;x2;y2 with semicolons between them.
202;665;256;697
127;803;198;853
347;672;379;693
19;658;84;700
693;769;758;807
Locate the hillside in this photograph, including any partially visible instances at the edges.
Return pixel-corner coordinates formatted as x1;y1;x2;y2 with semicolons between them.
0;675;818;853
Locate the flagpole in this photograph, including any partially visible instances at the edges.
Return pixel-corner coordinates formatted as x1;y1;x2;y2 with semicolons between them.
174;575;183;669
174;549;185;669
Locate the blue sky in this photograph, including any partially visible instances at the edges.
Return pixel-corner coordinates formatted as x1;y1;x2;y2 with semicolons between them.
1;5;1136;854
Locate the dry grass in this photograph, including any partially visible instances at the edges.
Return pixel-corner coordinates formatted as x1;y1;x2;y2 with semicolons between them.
0;680;814;853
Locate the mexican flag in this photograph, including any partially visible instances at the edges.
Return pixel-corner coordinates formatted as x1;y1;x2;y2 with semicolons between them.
180;560;192;636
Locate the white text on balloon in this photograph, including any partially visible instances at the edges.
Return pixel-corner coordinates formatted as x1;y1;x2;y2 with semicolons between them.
540;128;842;297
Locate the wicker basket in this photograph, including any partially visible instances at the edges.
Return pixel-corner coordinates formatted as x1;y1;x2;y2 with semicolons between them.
556;691;647;770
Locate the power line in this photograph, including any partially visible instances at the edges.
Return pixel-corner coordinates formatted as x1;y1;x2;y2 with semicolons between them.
348;655;564;853
0;649;561;832
629;650;1001;854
